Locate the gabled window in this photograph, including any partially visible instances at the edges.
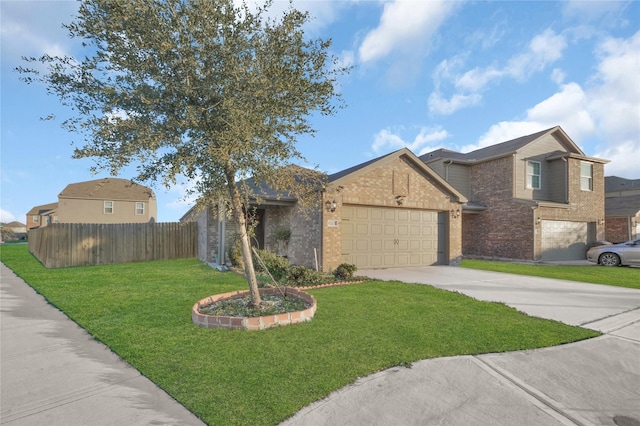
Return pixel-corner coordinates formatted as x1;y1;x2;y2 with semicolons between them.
580;162;593;191
526;160;541;189
33;215;39;223
104;201;114;214
135;202;145;215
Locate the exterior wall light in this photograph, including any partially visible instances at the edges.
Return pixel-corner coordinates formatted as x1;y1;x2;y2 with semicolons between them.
450;207;461;218
325;200;337;212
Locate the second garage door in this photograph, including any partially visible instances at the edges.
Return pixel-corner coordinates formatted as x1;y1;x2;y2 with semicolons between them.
540;220;595;261
341;205;445;269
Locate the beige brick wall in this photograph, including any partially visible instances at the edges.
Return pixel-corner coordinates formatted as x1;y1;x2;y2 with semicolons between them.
462;156;606;261
322;156;463;270
463;156;536;259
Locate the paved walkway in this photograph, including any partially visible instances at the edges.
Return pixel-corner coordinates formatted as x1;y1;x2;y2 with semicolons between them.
0;262;205;426
281;266;640;426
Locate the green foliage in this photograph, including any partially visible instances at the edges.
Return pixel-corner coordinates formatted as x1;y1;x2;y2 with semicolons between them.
0;245;598;426
284;264;325;287
253;248;290;281
275;228;291;242
333;263;357;281
228;236;244;269
16;0;351;304
461;259;640;289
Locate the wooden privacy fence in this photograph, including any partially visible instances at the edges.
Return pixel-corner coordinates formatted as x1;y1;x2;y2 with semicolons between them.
28;222;197;268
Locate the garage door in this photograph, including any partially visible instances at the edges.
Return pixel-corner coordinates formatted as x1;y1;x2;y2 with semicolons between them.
341;205;445;268
540;220;594;261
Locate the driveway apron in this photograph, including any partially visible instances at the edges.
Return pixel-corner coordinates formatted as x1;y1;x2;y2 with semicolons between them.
282;266;640;426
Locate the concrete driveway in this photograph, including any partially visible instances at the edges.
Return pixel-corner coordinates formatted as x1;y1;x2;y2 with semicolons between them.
282;266;640;426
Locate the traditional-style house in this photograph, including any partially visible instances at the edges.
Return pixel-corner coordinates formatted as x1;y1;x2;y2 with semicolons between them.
604;176;640;243
182;148;467;271
420;126;609;261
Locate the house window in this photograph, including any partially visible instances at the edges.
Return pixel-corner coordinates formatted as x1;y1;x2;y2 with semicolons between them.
526;161;541;189
45;216;51;224
33;215;39;223
53;216;59;223
135;202;145;215
104;201;114;214
580;162;593;191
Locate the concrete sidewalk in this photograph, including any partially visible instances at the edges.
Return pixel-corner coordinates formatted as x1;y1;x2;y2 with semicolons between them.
282;266;640;426
0;262;205;426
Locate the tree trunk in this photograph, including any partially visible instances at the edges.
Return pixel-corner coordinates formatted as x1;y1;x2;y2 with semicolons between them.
226;168;262;306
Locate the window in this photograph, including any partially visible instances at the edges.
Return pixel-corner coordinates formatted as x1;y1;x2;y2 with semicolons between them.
45;216;51;224
53;216;59;223
526;161;541;189
33;215;39;223
135;202;145;215
104;201;114;214
580;162;593;191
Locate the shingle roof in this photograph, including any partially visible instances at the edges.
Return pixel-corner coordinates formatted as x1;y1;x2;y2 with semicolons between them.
605;194;640;216
26;202;58;215
605;176;640;192
58;178;155;201
419;126;583;163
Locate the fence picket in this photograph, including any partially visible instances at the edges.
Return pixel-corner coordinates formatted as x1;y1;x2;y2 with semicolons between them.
28;222;197;268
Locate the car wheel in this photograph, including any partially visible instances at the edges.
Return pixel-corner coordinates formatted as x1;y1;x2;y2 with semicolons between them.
599;253;621;266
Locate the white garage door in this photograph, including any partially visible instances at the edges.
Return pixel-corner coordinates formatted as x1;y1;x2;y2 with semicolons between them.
341;205;445;269
541;220;594;261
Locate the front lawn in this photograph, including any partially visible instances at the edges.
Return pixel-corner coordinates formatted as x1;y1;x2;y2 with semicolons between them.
0;245;598;426
461;259;640;289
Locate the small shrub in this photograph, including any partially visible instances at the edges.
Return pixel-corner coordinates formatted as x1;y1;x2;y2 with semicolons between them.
228;237;244;269
285;265;325;287
333;263;357;281
253;248;290;281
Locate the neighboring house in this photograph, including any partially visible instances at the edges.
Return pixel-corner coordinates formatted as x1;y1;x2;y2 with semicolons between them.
26;202;59;230
420;126;608;261
27;178;157;227
182;148;467;271
1;221;27;240
604;176;640;243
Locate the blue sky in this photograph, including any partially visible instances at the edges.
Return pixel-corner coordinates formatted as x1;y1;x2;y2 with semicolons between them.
2;0;639;223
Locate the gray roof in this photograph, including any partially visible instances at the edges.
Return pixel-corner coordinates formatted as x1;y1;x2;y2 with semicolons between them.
605;176;640;192
419;126;577;163
606;194;640;216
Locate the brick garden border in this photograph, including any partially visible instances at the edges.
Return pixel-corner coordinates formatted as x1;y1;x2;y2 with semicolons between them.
192;287;316;331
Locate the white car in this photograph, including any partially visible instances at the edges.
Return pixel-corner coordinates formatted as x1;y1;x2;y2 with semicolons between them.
586;239;640;266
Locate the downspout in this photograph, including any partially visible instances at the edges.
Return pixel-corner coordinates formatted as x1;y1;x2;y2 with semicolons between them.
218;203;226;266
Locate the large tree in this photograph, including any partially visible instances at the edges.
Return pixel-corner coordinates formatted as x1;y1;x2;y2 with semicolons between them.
18;0;349;305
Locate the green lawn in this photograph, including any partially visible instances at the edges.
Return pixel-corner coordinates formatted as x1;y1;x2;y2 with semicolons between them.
1;245;598;426
461;259;640;289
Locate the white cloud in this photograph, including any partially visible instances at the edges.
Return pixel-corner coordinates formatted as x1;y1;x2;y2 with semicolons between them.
0;209;17;223
372;126;449;155
428;91;481;115
430;29;568;115
0;2;78;62
470;31;640;179
358;1;456;63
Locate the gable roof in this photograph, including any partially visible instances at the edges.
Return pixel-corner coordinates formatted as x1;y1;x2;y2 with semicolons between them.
606;176;640;192
27;202;58;216
58;178;155;201
329;148;467;203
420;126;591;164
